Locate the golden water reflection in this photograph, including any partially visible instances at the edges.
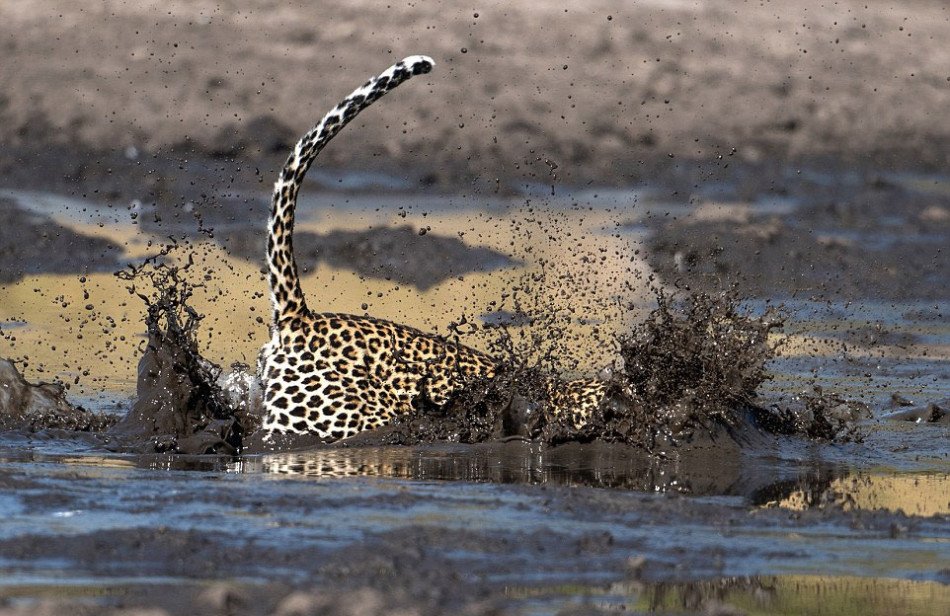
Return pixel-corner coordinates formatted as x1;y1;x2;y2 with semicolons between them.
0;197;653;395
770;471;950;517
2;190;945;399
537;575;950;616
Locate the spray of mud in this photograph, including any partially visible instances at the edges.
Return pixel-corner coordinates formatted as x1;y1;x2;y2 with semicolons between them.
105;246;250;454
0;250;872;453
354;288;868;451
0;358;115;432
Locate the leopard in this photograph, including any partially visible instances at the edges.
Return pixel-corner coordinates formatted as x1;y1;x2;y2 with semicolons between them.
258;55;609;442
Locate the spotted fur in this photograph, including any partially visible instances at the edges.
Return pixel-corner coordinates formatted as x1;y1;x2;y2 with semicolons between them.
259;55;607;442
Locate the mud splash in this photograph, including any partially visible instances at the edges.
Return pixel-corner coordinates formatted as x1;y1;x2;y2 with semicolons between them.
2;255;874;455
321;289;868;451
0;358;114;433
103;250;248;454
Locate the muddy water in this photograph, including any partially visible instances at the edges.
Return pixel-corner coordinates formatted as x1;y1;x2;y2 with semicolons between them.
0;184;949;614
0;186;650;388
0;440;947;614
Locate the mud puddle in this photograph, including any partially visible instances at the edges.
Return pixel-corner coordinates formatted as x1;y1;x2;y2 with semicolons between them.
1;182;949;614
641;164;950;301
2;280;947;614
0;441;948;615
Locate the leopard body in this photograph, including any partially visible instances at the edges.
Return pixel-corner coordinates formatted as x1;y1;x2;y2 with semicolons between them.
259;56;607;441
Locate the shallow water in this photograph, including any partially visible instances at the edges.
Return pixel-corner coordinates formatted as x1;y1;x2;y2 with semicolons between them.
0;438;948;614
0;182;948;613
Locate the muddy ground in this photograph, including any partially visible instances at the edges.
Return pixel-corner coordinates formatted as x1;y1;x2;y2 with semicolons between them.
641;165;950;301
2;256;946;614
2;0;950;187
1;1;949;299
1;1;949;614
0;458;943;616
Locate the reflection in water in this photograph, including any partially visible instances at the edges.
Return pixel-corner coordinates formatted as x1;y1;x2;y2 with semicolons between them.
4;441;944;516
769;472;950;517
233;441;838;501
518;575;950;616
0;191;651;391
232;443;949;516
239;442;699;490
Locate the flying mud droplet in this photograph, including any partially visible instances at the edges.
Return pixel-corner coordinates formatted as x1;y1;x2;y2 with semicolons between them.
333;288;870;450
108;245;257;454
0;250;875;453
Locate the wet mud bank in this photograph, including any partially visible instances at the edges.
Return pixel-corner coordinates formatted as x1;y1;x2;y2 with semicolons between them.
219;224;518;291
0;163;516;293
643;166;950;301
3;1;950;188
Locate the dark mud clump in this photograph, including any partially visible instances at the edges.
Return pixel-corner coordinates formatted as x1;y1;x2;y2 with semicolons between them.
543;291;779;450
106;253;250;454
0;358;116;432
296;225;517;291
757;387;871;441
610;291;780;442
0;197;124;285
